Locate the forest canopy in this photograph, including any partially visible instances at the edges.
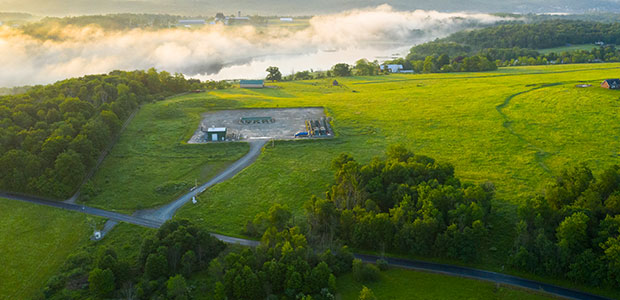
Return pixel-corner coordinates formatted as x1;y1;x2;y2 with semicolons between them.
0;69;228;199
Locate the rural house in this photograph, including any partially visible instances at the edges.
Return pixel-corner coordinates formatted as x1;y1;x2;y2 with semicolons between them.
240;80;265;89
601;79;620;89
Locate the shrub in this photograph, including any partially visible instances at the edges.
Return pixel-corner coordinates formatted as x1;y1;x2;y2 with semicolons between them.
352;259;380;283
376;259;389;271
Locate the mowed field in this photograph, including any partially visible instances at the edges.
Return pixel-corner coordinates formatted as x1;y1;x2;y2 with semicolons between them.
336;268;553;300
3;63;620;299
537;44;598;55
82;96;249;213
177;63;620;235
0;198;91;300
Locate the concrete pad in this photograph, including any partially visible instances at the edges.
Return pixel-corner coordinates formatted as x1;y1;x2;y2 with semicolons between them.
188;107;329;143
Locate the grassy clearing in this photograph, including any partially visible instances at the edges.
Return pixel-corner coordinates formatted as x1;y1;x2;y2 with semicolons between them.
177;63;620;236
336;268;553;300
83;94;249;213
537;44;598;55
0;198;91;300
174;64;620;297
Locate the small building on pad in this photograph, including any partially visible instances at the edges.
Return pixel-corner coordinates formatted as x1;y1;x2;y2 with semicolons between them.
206;128;227;142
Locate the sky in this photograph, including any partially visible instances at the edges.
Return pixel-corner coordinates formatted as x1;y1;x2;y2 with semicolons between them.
2;0;620;16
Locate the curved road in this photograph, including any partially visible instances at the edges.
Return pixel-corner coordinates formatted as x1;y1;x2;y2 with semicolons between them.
133;140;267;222
354;254;610;300
1;138;613;299
0;191;162;228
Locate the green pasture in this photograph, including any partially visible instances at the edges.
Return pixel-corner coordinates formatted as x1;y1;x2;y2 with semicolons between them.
82;95;249;213
336;268;553;300
537;44;598;55
177;63;620;236
4;62;620;299
0;198;91;300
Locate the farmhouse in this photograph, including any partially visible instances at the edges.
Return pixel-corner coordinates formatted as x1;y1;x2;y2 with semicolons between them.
240;80;264;89
205;127;227;142
601;79;620;89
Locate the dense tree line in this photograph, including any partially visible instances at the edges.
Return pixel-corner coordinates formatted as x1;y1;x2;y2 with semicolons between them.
21;14;183;35
216;213;354;299
445;20;620;51
510;165;620;288
302;145;494;262
42;219;226;299
42;216;379;299
0;69;225;199
391;20;620;74
492;45;620;66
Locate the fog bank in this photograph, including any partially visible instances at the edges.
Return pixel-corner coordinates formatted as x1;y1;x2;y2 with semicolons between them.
0;5;510;87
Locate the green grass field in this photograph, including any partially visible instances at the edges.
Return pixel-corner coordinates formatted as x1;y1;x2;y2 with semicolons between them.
0;198;91;300
537;44;598;55
82;96;249;213
336;268;553;300
173;64;620;298
177;63;620;236
4;63;620;299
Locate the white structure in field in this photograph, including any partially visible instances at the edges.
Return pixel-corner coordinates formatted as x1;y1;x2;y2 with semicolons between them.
381;64;404;73
178;19;206;27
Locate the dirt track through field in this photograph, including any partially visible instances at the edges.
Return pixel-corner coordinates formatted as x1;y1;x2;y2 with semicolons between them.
495;82;565;174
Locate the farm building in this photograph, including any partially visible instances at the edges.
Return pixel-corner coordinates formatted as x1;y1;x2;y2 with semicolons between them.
178;19;206;27
205;128;227;142
601;79;620;89
381;64;404;73
280;18;294;22
240;80;264;89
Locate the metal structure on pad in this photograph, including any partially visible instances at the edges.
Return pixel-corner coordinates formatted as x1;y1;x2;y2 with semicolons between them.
304;117;332;137
240;116;275;124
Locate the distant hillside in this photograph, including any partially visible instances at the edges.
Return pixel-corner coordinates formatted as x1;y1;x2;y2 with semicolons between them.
406;20;620;60
3;0;620;16
445;20;620;50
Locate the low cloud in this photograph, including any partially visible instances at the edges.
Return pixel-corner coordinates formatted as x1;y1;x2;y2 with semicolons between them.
0;5;510;87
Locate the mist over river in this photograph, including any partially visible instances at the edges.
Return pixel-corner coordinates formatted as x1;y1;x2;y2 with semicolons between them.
0;5;511;87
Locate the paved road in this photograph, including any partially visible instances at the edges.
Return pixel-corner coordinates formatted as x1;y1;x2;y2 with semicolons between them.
0;191;162;228
1;139;268;246
133;140;268;222
1;138;613;299
354;254;611;300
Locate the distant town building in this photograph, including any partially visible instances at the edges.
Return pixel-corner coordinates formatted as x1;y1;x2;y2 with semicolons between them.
280;18;294;22
178;19;206;27
601;79;620;89
240;80;265;89
228;16;250;25
206;127;227;142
